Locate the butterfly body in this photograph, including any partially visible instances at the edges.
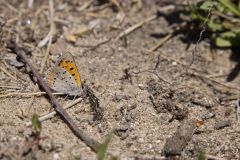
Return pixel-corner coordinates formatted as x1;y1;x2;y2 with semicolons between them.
45;53;83;96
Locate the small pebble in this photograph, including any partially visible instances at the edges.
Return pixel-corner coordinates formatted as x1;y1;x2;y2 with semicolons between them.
53;153;60;160
214;120;231;130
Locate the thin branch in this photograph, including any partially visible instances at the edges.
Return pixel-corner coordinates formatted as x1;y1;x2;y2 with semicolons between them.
39;0;55;72
8;41;99;152
149;33;173;52
82;38;112;55
0;85;21;89
116;14;158;39
2;1;18;13
205;154;226;160
30;0;55;115
0;66;17;80
26;97;83;126
149;52;240;93
77;0;94;12
0;92;64;98
148;22;188;52
189;5;213;66
28;0;34;8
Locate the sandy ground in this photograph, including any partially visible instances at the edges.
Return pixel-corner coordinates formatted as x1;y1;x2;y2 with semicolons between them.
0;0;240;160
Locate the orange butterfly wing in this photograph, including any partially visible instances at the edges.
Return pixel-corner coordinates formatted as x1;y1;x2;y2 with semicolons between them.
55;52;82;87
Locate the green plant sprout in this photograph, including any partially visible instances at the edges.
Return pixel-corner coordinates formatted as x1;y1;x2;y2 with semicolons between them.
96;133;116;160
32;113;42;137
190;0;240;47
197;150;206;160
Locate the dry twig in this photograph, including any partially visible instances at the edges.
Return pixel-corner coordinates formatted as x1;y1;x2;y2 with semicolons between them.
158;53;240;93
0;92;63;98
0;85;21;89
82;38;112;55
77;0;94;12
26;97;83;126
205;154;226;160
29;0;55;114
0;66;16;80
189;5;212;66
116;14;158;39
2;1;18;13
148;22;187;52
147;50;240;95
8;41;99;152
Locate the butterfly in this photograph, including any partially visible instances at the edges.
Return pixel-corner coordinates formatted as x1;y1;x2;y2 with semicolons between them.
45;52;83;96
